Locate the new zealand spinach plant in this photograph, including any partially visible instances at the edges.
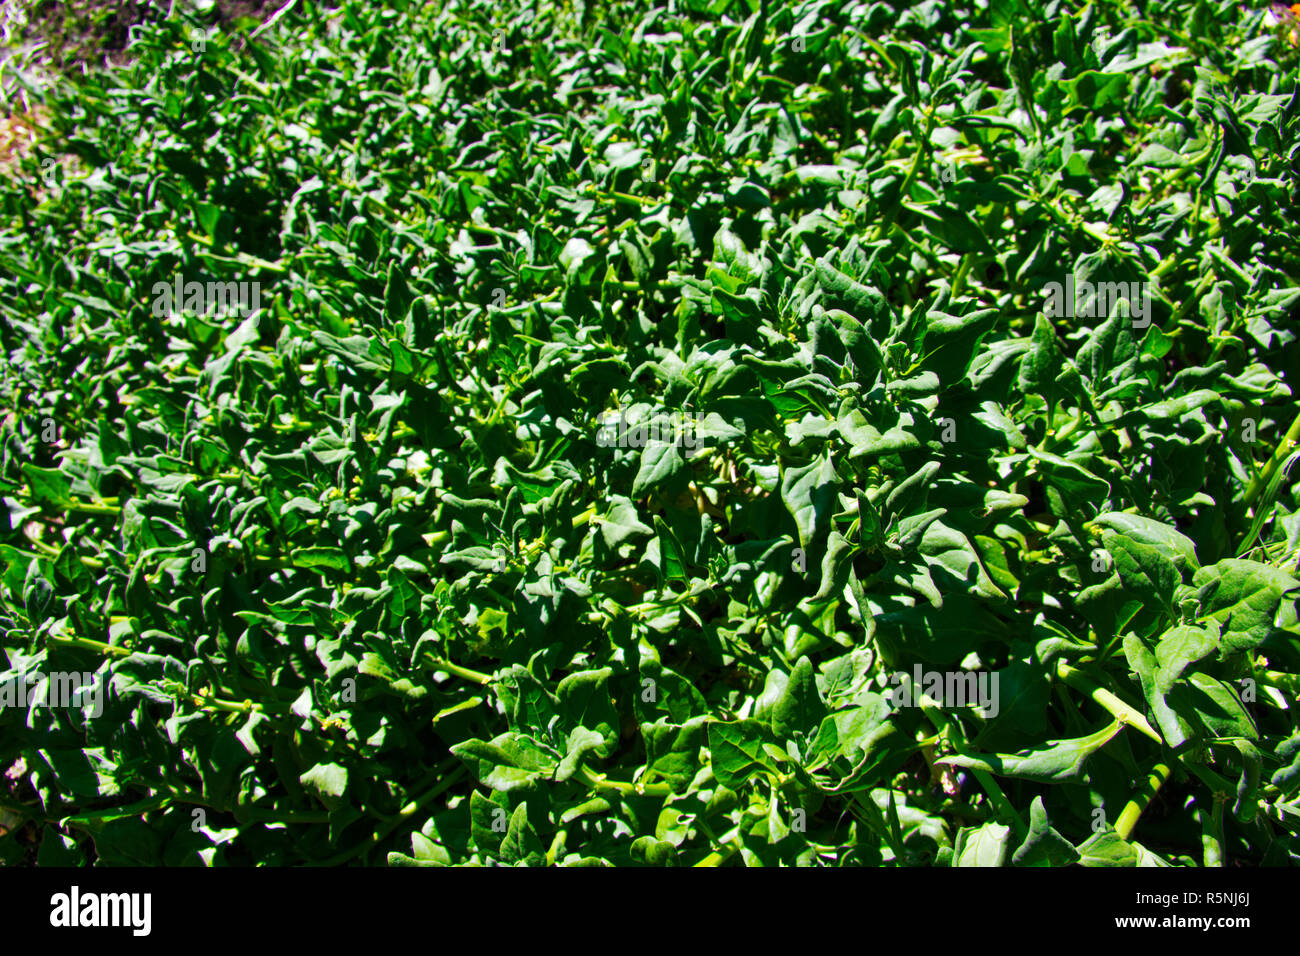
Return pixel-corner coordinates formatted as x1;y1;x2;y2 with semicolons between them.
0;0;1298;866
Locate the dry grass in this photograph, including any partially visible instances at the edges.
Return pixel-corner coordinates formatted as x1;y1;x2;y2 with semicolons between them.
0;103;45;171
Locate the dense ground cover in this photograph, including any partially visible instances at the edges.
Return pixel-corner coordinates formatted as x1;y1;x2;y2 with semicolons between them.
0;0;1299;866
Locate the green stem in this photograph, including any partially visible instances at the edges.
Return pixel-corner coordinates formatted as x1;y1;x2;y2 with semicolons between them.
575;766;676;797
1184;758;1234;796
10;544;104;569
228;68;271;96
1169;272;1217;329
1202;796;1226;867
1116;762;1171;840
693;824;743;867
185;231;287;272
58;793;170;829
1056;662;1163;744
694;845;740;866
851;792;907;862
45;633;294;716
910;679;1029;838
57;500;120;515
899;106;938;203
1244;409;1300;507
869;106;938;242
969;768;1028;838
310;766;468;866
183;691;288;714
868;102;941;240
1042;409;1085;453
608;279;674;292
1258;669;1300;697
591;188;661;209
950;253;973;299
170;792;329;824
1150;252;1182;280
423;653;494;686
47;634;132;658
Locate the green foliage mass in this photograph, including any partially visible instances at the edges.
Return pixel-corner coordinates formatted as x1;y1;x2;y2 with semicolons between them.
1;0;1299;866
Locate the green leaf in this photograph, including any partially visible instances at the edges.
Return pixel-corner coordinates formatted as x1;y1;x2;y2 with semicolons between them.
1105;531;1182;614
299;762;348;811
450;734;559;792
1011;797;1080;867
36;749;121;799
1075;830;1171;867
781;454;839;550
1018;314;1063;397
1193;560;1300;656
21;464;73;507
499;802;546;866
708;720;780;789
1058;71;1131;112
1169;672;1258;741
1029;448;1112;519
597;496;653;549
768;656;829;739
556;668;619;748
292;547;352;571
633;439;685;498
875;593;1010;667
642;718;708;792
937;721;1123;783
951;822;1011;866
1124;626;1219;748
1093;513;1200;571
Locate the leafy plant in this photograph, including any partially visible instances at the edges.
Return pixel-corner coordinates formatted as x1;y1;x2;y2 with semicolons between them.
0;0;1298;866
